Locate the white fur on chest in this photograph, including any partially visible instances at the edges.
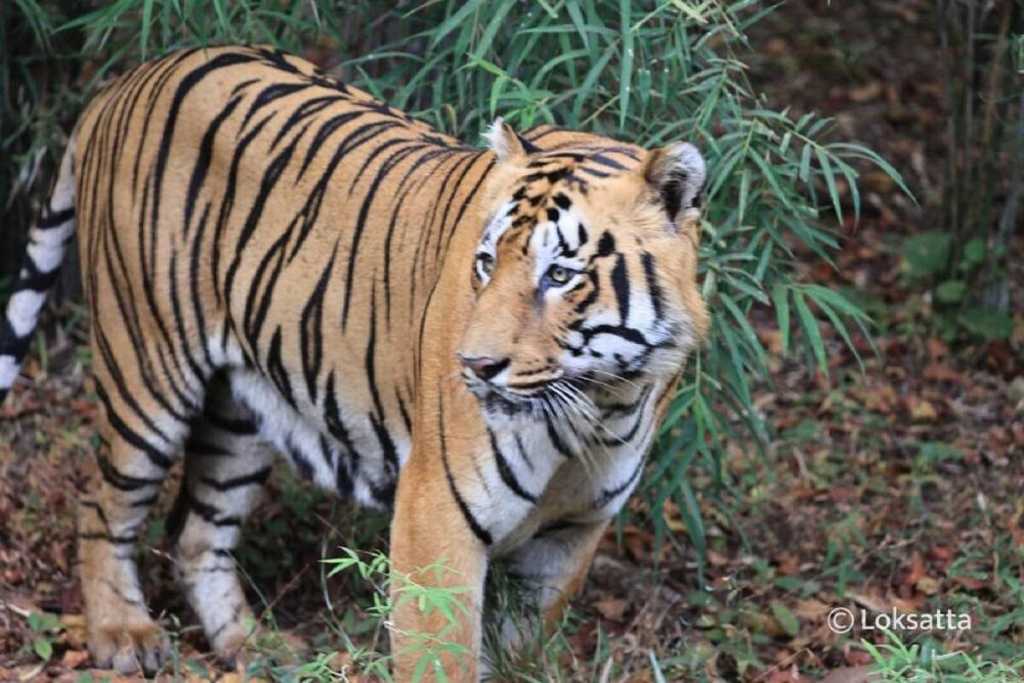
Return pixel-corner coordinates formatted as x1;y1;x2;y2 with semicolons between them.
480;382;662;556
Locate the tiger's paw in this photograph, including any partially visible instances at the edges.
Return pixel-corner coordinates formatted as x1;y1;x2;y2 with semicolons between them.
214;620;310;670
88;616;171;675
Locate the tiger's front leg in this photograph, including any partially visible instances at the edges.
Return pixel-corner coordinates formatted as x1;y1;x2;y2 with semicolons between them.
389;448;489;683
495;520;608;652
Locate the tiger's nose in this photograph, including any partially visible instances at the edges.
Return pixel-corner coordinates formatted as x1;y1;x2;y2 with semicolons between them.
457;354;509;382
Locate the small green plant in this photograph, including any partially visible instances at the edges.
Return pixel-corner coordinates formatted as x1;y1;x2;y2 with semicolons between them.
915;0;1024;343
900;230;1013;342
324;548;473;682
25;610;63;664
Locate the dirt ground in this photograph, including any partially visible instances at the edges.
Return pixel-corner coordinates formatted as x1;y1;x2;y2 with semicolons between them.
2;1;1022;681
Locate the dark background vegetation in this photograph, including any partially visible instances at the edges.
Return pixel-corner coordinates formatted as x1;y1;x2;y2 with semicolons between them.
1;1;1022;681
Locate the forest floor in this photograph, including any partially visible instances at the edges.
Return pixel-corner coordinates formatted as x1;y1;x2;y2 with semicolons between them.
1;1;1023;681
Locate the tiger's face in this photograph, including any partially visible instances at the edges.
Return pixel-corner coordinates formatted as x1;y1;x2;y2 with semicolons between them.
458;123;709;418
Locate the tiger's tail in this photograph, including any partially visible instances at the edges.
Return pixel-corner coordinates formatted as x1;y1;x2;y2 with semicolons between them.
0;140;76;404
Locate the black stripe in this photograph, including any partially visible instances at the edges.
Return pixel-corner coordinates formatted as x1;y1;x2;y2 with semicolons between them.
0;317;30;360
36;207;74;229
16;244;62;291
581;324;651;348
212;112;276;305
488;429;537;503
286;438;315;481
79;532;136;544
243;228;292;364
544;414;575;459
382;147;455;327
187;492;241;526
266;327;295;408
188;202;216;370
96;177;195;422
594;455;646;509
227;128;303;330
641;252;664;320
97;454;163;491
271;94;345;148
298;111;366;177
341;142;433;329
168;247;208;382
611;253;630;324
365;287;399;473
328;434;353;496
204;412;259;435
439;395;492;545
412;153;476;286
240;82;309;129
200;466;272;492
94;382;173;469
300;243;337;404
184;93;244;236
323;371;361;463
93;326;176;444
514;434;534;471
186;438;232;457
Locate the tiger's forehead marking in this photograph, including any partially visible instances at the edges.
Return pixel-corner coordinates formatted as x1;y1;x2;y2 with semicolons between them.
479;145;641;257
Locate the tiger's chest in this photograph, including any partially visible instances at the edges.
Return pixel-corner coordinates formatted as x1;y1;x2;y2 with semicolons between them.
228;364;659;555
450;383;662;556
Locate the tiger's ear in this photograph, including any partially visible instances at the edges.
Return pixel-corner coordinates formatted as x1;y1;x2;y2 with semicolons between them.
643;142;706;227
484;117;539;162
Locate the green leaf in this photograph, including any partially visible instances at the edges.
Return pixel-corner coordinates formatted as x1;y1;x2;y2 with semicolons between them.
935;280;967;304
771;283;790;354
962;238;986;267
618;0;633;130
816;146;843;222
770;601;801;638
429;0;485;48
33;637;52;662
794;290;827;374
918;442;963;462
902;231;952;278
958;308;1013;340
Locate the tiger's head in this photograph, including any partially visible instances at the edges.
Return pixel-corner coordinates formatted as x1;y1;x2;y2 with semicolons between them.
458;120;709;419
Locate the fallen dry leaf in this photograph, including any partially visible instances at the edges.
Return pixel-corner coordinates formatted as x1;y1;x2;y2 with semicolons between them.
907;397;938;421
594;598;629;622
819;666;881;683
59;649;89;670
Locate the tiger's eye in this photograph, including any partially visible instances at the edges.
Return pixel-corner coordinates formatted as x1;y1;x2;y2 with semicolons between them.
547;265;571;285
477;253;494;277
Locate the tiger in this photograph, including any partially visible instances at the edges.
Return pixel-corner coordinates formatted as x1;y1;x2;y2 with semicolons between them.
0;45;708;680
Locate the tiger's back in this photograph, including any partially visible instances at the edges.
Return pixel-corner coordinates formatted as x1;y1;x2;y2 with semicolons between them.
75;46;484;507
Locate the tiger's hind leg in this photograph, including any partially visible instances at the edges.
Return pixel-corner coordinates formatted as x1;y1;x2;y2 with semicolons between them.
170;375;275;663
78;384;195;674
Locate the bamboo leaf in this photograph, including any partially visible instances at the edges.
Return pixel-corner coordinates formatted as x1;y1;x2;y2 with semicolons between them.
794;289;827;374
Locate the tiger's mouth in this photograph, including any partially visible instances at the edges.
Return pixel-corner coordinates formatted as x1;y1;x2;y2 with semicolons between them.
463;369;606;422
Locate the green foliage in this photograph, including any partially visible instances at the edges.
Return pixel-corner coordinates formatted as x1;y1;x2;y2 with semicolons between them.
4;1;910;571
903;231;953;279
928;0;1023;343
863;629;1024;682
324;548;472;682
25;611;62;663
901;230;1013;341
